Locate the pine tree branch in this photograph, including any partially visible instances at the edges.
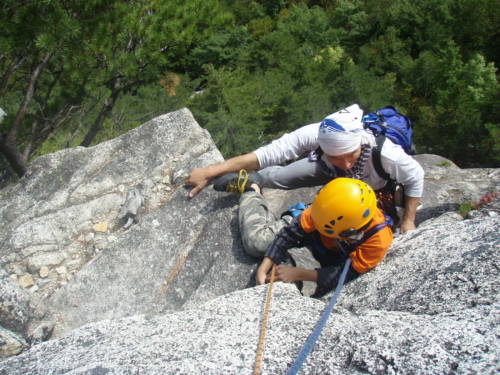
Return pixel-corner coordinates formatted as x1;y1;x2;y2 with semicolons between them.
0;55;27;96
1;51;52;176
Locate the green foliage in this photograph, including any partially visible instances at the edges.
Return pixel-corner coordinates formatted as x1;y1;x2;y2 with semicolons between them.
1;0;499;176
458;201;474;218
36;79;194;155
401;45;499;166
190;5;356;156
458;192;499;217
434;161;452;167
188;27;253;73
188;0;499;165
189;66;268;156
1;0;232;172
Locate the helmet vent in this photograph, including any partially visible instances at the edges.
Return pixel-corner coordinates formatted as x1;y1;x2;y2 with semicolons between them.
310;178;376;238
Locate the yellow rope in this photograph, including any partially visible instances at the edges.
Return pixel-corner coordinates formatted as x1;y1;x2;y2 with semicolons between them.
254;264;276;375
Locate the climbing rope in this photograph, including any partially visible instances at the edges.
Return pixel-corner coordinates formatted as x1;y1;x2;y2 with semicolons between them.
254;264;276;375
285;258;352;375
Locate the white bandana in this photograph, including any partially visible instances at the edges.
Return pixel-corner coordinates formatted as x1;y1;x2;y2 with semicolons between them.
318;104;364;156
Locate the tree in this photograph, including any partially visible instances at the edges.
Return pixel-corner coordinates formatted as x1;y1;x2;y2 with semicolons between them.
403;46;499;166
0;0;87;176
2;0;498;176
0;0;232;176
190;5;355;156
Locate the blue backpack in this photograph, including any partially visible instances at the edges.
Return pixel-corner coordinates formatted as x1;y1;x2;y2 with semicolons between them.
362;106;415;181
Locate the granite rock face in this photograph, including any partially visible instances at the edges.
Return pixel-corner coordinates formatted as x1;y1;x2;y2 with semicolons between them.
0;208;498;374
0;108;317;347
337;212;499;314
0;108;498;373
414;154;499;223
0;108;257;340
0;268;30;357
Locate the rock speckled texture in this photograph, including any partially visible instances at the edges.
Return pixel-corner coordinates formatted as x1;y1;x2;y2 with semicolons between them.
0;108;498;373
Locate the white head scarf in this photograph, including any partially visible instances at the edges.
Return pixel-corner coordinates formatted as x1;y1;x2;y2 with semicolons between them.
318;104;364;156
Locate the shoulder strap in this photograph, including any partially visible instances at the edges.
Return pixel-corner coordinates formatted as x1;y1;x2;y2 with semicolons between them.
372;134;391;181
342;214;393;255
354;217;393;247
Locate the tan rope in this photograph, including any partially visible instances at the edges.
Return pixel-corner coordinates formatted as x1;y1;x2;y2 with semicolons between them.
254;264;276;375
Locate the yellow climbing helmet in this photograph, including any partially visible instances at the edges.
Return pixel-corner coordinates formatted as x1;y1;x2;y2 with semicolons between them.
310;178;377;238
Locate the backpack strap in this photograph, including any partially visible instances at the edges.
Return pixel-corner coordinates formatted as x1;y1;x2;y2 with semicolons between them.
353;215;393;247
372;134;391;181
340;214;393;256
315;146;323;159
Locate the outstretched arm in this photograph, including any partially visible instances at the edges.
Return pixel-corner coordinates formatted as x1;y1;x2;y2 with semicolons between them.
400;195;420;233
379;141;424;233
185;152;260;198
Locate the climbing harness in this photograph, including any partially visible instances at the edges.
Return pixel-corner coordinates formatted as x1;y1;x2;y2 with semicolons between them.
285;258;352;375
254;264;276;375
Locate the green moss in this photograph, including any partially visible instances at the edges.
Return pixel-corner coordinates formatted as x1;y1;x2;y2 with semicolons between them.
435;161;452;167
458;201;475;217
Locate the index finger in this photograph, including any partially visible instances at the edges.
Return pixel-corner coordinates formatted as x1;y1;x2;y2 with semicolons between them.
188;185;203;198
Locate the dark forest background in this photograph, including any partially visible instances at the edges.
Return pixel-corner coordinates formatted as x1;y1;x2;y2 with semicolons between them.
1;0;498;183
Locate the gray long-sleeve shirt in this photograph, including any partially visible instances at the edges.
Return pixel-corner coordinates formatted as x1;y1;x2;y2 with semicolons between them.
254;123;424;197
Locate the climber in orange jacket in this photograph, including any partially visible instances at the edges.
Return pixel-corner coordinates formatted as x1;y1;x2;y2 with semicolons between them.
255;177;394;297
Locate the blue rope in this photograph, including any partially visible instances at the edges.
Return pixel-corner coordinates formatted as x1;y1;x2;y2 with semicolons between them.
285;258;352;375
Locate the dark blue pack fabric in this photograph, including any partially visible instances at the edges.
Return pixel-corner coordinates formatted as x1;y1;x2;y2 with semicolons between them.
362;106;414;155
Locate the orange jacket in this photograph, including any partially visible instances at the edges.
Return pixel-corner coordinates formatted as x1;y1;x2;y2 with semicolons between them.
300;206;393;273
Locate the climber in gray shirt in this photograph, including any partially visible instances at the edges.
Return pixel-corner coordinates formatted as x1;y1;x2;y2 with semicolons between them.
185;104;424;233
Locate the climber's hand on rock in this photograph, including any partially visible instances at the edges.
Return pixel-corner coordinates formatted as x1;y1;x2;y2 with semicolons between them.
275;265;301;283
185;167;212;198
